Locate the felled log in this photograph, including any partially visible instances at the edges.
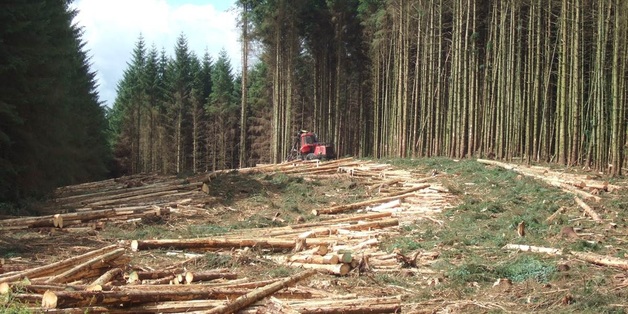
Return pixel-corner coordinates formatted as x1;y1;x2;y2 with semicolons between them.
28;306;110;313
313;185;429;215
206;279;280;289
205;269;317;314
113;296;401;314
502;244;563;255
3;283;97;295
294;219;398;240
369;200;402;212
282;159;361;174
133;269;183;280
85;190;178;207
142;276;175;285
293;302;401;314
60;183;199;207
42;248;125;284
88;268;123;290
288;212;393;230
41;286;312;308
574;196;603;222
0;245;122;284
0;207;169;231
287;262;350;276
288;254;339;265
477;159;604;201
558;182;602;202
131;237;329;252
570;251;628;270
0;264;30;274
108;300;223;313
183;270;237;284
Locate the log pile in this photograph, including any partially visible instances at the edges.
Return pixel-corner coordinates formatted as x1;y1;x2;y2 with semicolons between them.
477;159;621;202
125;158;454;276
0;244;401;312
477;159;623;225
1;158;452;312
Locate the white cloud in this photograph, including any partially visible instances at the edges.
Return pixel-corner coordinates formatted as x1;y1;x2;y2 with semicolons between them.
72;0;240;107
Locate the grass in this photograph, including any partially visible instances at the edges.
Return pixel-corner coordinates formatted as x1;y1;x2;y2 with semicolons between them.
378;157;628;312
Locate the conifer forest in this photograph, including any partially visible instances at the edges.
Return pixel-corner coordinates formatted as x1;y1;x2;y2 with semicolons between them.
1;0;628;203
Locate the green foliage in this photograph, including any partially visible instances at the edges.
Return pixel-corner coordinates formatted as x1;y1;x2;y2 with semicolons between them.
0;300;32;314
569;240;601;252
448;263;495;284
0;1;111;203
495;255;556;283
187;224;231;236
373;273;411;287
385;236;423;253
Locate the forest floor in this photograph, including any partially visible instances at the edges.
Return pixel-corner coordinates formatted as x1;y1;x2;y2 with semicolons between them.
1;157;627;313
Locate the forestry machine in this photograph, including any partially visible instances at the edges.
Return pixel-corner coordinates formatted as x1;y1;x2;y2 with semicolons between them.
287;130;335;161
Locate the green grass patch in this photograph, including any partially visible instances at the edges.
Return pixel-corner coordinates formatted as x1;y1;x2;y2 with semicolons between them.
448;262;495;284
495;255;557;283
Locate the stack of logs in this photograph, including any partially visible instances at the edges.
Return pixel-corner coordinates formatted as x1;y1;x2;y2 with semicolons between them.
477;159;621;202
1;158;453;312
0;244;402;312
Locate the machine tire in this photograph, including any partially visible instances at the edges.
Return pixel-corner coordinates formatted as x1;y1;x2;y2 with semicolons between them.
305;153;317;160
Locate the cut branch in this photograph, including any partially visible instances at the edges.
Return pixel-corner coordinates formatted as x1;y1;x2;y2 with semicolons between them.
205;269;317;314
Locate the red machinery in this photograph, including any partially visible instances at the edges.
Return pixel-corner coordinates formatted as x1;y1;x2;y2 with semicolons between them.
287;130;335;161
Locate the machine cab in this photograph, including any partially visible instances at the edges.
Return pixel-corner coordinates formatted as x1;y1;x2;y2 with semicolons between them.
299;132;318;154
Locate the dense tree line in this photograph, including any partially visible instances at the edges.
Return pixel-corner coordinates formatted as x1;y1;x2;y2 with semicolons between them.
241;0;627;174
0;1;110;203
111;0;627;176
109;35;242;175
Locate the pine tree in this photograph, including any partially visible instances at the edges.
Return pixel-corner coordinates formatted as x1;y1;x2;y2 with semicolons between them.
207;49;236;170
0;1;111;202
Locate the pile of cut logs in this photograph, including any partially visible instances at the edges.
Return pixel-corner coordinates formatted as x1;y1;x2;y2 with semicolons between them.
1;158;453;312
477;159;621;202
0;244;401;312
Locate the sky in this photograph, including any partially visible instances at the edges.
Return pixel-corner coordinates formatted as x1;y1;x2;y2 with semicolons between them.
71;0;240;107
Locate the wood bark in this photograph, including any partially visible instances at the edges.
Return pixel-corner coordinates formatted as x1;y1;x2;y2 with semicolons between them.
183;271;237;284
0;245;121;284
573;196;603;222
89;268;123;288
288;254;339;265
502;244;563;255
131;237;329;252
313;185;429;215
286;263;350;276
41;286;313;308
108;297;401;314
205;269;317;314
570;251;628;270
44;248;125;284
0;207;169;230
